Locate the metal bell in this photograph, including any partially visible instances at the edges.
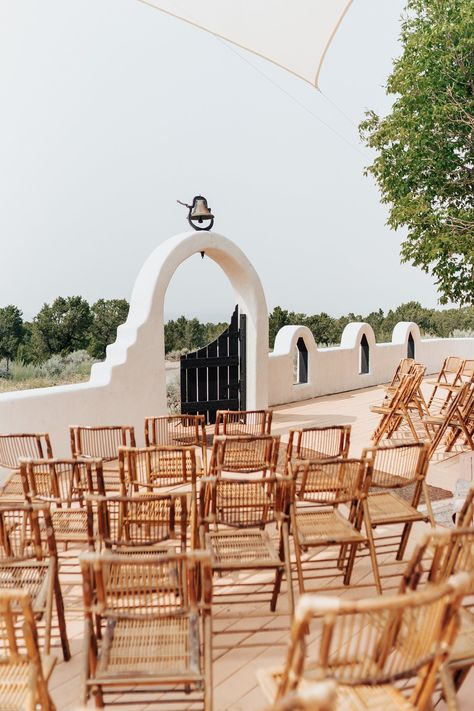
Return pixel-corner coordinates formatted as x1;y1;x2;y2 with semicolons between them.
190;196;214;224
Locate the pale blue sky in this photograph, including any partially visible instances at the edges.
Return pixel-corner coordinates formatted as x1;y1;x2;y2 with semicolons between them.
0;1;441;322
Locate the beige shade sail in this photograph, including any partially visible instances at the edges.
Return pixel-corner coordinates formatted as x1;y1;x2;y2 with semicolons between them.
137;0;353;88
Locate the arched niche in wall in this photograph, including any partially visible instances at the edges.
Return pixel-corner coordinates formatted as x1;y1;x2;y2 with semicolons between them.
407;332;415;360
360;334;370;374
294;337;309;384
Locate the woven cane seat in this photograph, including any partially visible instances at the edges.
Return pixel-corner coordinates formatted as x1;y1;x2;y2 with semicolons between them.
0;655;56;711
0;474;24;498
367;492;424;525
295;509;365;546
207;530;281;568
0;563;50;607
448;607;474;666
336;684;415;710
96;616;201;678
50;510;88;540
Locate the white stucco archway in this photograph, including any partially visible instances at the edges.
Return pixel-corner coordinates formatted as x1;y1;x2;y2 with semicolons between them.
0;232;269;454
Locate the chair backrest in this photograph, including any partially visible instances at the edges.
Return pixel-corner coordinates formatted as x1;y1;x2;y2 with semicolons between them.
400;528;474;593
87;492;188;551
210;434;280;475
0;433;53;470
274;575;468;707
289;458;370;506
81;549;212;619
201;475;287;529
118;445;197;492
70;425;136;461
20;458;105;505
388;357;415;387
0;588;55;710
286;426;351;467
428;382;473;456
214;409;273;436
144;414;207;472
462;360;474;380
0;502;57;562
362;442;429;490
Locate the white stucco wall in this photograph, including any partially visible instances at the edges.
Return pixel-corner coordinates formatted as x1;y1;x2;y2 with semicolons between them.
0;232;269;455
268;321;474;406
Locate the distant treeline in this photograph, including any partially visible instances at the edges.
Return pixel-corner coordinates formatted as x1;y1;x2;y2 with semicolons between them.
0;299;472;372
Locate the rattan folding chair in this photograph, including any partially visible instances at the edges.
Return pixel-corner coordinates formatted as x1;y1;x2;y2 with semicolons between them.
200;474;293;615
209;434;280;477
289;458;382;595
0;503;70;661
284;426;351;475
361;442;433;561
20;458;105;550
145;414;208;474
400;528;474;703
258;574;469;710
426;356;465;413
384;357;416;395
214;409;273;436
0;433;53;499
69;425;136;492
0;588;57;710
422;381;474;457
371;372;421;444
87;492;189;553
80;549;213;709
118;445;197;493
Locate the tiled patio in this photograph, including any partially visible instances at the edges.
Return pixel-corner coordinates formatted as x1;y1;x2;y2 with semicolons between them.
47;381;474;710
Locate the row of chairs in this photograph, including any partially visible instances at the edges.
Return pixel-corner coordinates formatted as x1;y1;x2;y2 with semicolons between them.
371;356;474;456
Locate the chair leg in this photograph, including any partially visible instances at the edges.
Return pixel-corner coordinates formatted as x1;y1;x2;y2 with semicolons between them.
440;665;460;711
282;522;294;616
396;522;413;561
271;568;283;612
53;568;71;661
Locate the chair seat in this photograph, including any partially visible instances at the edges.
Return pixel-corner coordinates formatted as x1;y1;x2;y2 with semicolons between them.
206;529;281;569
337;684;415;710
96;616;201;679
0;472;24;498
295;509;364;546
367;492;425;525
0;654;56;710
51;509;88;540
449;607;474;667
0;561;50;610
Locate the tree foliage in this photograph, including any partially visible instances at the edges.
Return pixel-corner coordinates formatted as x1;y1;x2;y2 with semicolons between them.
88;299;129;359
360;0;474;305
0;306;24;371
164;316;227;354
29;296;93;362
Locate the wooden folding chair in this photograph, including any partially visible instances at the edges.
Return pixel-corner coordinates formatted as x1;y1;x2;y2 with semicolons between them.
361;442;433;561
145;414;207;474
214;409;273;436
289;458;381;595
426;356;465;413
20;458;105;550
285;425;351;474
118;445;197;494
400;528;474;703
258;574;469;710
80;549;213;709
0;588;57;710
422;382;474;457
87;492;189;553
371;372;420;444
0;433;53;499
69;425;136;492
209;433;280;476
200;474;293;615
0;503;70;661
383;357;416;398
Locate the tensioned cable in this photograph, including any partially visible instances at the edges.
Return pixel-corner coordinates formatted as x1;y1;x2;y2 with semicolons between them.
218;39;365;157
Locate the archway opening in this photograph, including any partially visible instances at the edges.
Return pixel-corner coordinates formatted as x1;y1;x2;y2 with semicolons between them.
360;334;370;374
407;332;415;360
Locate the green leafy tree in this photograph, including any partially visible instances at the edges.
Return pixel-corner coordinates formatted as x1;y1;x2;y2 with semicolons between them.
0;305;24;372
88;299;129;359
29;296;92;361
360;0;474;305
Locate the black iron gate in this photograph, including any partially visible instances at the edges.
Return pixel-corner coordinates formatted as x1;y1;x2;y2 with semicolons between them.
180;305;246;424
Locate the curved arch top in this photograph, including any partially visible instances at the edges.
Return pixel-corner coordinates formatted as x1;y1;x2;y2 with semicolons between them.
91;231;269;413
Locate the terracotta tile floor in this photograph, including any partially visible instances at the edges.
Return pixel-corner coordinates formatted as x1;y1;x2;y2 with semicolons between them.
46;381;474;710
